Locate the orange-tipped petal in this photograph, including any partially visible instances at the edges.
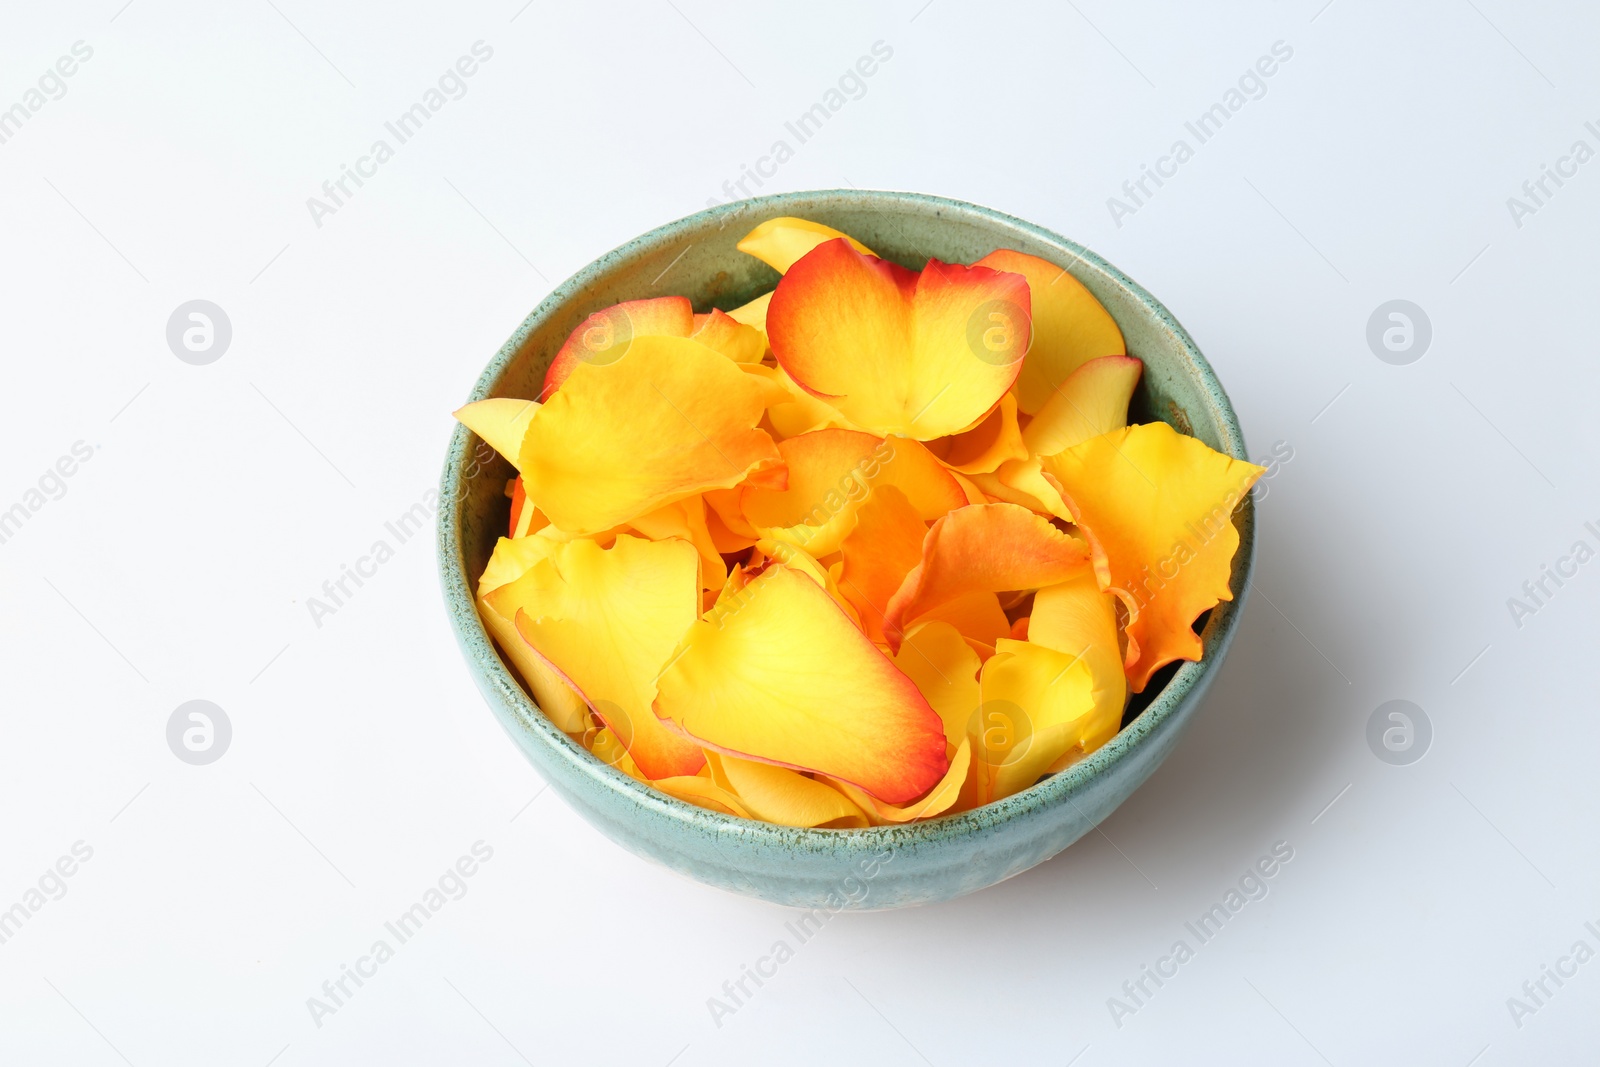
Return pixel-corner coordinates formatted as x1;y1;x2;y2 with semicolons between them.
705;752;869;828
974;640;1098;802
1021;354;1143;457
654;564;948;803
1040;422;1264;690
691;308;766;364
737;217;873;274
488;535;705;779
454;397;541;469
521;334;786;536
973;249;1124;416
541;296;694;400
884;503;1090;651
891;620;982;745
740;429;964;557
475;536;586;733
837;485;926;643
507;476;527;537
827;740;973;824
925;391;1028;475
768;239;1030;439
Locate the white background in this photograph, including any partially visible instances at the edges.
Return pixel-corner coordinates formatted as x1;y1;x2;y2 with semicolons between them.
1;1;1595;1063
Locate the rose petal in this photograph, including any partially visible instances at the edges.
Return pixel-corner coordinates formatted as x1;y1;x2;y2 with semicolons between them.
988;354;1144;521
883;502;1090;651
691;308;766;364
475;536;587;733
541;296;694;400
973;249;1124;416
837;485;926;643
741;363;856;439
651;774;753;818
487;535;705;779
768;239;1030;439
1029;570;1128;752
654;563;949;803
627;496;728;591
705;751;869;828
727;290;773;334
1040;422;1264;690
826;740;973;824
891;620;982;745
925;391;1028;475
973;639;1098;802
454;397;541;469
521;334;786;536
737;216;873;274
740;429;964;557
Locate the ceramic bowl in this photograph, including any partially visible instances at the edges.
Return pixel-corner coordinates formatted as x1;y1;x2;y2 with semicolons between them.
437;190;1255;909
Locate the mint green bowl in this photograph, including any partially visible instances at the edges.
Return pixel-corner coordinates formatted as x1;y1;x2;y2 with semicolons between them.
438;190;1255;909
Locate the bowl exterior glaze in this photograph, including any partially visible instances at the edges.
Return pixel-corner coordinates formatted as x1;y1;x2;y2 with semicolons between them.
438;190;1255;909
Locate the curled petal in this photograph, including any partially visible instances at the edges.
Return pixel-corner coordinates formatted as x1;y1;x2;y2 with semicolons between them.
737;217;873;274
727;290;773;335
987;354;1144;522
706;752;869;828
827;740;973;824
475;536;586;733
455;397;540;469
884;503;1090;651
487;535;705;779
651;774;753;818
1041;422;1264;690
742;363;856;439
691;308;766;364
541;296;694;400
1029;570;1128;751
521;335;786;536
925;391;1028;475
768;239;1030;439
1021;355;1143;458
654;564;949;803
740;429;964;557
974;640;1098;802
973;249;1124;416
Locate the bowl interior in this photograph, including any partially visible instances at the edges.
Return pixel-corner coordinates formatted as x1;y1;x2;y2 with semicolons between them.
441;189;1254;845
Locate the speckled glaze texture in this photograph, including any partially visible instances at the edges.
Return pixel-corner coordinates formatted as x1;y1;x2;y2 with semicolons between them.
438;190;1255;910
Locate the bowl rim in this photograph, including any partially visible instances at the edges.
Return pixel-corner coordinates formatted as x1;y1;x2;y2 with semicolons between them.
438;188;1255;849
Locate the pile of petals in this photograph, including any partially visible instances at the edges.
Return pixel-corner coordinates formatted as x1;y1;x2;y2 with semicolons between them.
456;217;1264;829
